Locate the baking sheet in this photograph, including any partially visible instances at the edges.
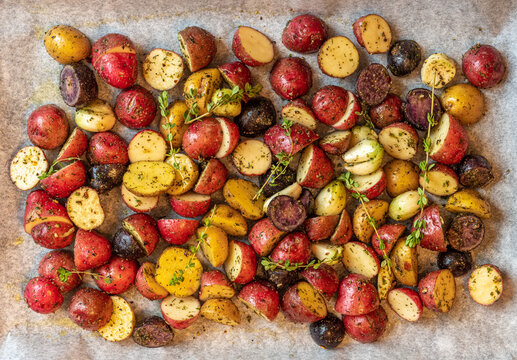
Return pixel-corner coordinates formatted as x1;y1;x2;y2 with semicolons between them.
1;0;517;359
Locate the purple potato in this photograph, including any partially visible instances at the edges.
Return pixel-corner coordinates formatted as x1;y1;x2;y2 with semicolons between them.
403;88;442;130
447;214;485;251
299;188;315;215
355;64;391;106
458;154;494;188
111;228;146;260
89;164;126;194
264;268;299;290
259;167;296;198
387;40;422;77
60;62;98;107
133;316;174;348
437;248;472;277
267;195;307;232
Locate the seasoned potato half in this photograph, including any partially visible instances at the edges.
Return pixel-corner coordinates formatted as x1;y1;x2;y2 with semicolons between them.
98;296;136;342
123;161;175;197
155;247;203;297
223;178;265;220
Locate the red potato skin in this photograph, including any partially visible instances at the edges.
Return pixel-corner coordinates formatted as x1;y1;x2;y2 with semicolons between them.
343;306;388;343
264;124;319;157
304;215;340;241
270;57;313;100
182;117;223;160
56;128;88;161
281;282;326;323
351;170;387;200
335;273;379;316
194;159;228;195
271;232;311;265
333;91;361;131
123;214;160;256
40;160;87;198
301;264;339;300
238;280;280;321
232;27;273;67
249;218;286;256
24;190;72;233
157;219;199;245
87;132;129;165
92;34;137;89
24;277;64;314
218;61;252;89
215;117;240;158
418;270;449;312
311;85;349;126
135;262;168;301
330;210;353;245
200;270;234;299
298;145;334;188
68;288;113;331
169;195;211;218
231;240;258;284
431;114;469;165
179;26;217;72
115;85;157;129
370;94;404;128
319;133;351;155
352;16;367;47
383;121;419;142
411;205;447;252
27;104;69;150
38;250;81;293
94;256;139;294
371;223;405;257
282;14;328;53
31;221;75;249
74;229;112;271
462;44;506;89
161;304;199;330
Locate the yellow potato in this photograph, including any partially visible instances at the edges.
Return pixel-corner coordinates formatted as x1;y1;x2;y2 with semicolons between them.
183;68;222;115
377;263;396;301
440;84;485;125
445;189;491;219
123;161;175;197
352;199;389;243
44;25;91;64
165;154;199;195
384;160;420;198
211;89;242;117
160;100;190;148
155;247;203;297
200;299;240;326
223;179;265;220
75;99;116;132
390;237;418;286
202;204;248;237
98;296;135;342
198;226;228;267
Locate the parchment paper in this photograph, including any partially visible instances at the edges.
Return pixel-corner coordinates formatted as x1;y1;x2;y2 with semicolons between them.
1;0;516;359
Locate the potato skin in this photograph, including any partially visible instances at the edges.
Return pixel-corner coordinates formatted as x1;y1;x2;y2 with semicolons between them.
282;14;328;53
183;68;222;114
440;84;485;125
41;160;87;198
355;63;391;106
160;101;189;148
235;96;276;137
403;88;442;130
457;154;494;188
182;117;223;160
335;273;379;316
248;218;286;256
387;40;421;77
352;199;389;243
112;228;146;260
311;85;349;126
24;277;64;314
462;44;506;88
281;282;327;323
38;250;81;293
271;232;311;265
369;93;404;128
115;85;157;129
27;104;69;150
94;256;139;294
89;164;126;194
31;221;75;249
87;132;129;165
384;159;419;198
44;25;91;64
390;236;418;286
447;214;485;251
178;26;217;72
343;306;388;343
270;57;313;100
133;316;174;348
194;159;228;195
68;288;113;331
74;229;112;271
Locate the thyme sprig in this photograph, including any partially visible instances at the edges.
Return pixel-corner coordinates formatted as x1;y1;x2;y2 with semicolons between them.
355;106;375;130
261;258;322;272
338;171;392;269
38;157;80;180
57;267;113;284
159;91;180;169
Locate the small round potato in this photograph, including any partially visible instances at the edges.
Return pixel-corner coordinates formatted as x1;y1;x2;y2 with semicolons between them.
44;25;91;64
384;159;420;198
440;84;485;125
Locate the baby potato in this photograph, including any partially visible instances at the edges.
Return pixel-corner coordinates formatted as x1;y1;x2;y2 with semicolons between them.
384;160;420;198
440;84;485;125
211;89;242;117
44;25;91;64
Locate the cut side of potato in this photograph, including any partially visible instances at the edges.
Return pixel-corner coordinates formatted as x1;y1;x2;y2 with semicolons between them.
234;26;274;65
445;189;491;219
223;178;265;220
165;154;199;195
468;264;503;306
353;199;389;243
319;130;351;155
98;296;135;342
143;48;184;91
356;14;392;54
350;169;385;197
421;53;456;88
128;130;167;163
161;295;200;327
378;125;418;160
203;204;247;237
123;161;175;197
349;125;378;148
333;91;361;130
198;226;228;268
422;165;459;196
281;102;317;130
377;263;395;301
66;186;104;230
10;146;49;191
433;269;456;312
263;182;302;212
200;299;240;326
155;247;203;297
297;281;327;319
121;184;159;213
75;99;116;132
342;242;380;279
387;288;422;322
160;101;189;148
311;242;343;265
318;36;359;78
390;237;418;286
232;140;272;176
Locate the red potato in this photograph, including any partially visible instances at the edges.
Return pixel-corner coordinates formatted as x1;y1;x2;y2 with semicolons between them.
411;205;447;252
378;122;419;160
232;26;274;67
40;160;87;198
178;26;216;72
182;117;223;160
74;229;112;271
349;169;387;200
169;192;211;218
297;144;334;188
115;85;157;129
38;250;81;293
468;264;503;306
342;242;380;279
418;269;455;312
329;210;353;245
282;14;328;53
128;130;167;163
215;117;240;159
200;270;235;301
161;295;200;330
270;232;311;265
10;146;49;191
122;214;160;256
121;184;159;213
304;215;340;242
264;123;319;157
270;57;312;100
281;99;317;130
232;139;272;176
92;33;137;89
281;281;327;323
430;113;469;165
157;218;198;245
248;218;286;256
311;85;351;127
421;163;459;196
387;287;423;322
27;104;69;150
194;158;228;195
371;223;405;257
462;44;506;88
353;14;392;54
31;221;75;249
135;262;169;300
218;61;252;89
68;288;113;331
238;280;280;321
335;273;379;316
319;131;351;155
24;277;64;314
56;128;88;162
94;256;139;294
24;190;73;234
343;306;387;343
87;132;129;165
333;91;361;130
301;264;339;301
369;93;404;128
224;240;257;284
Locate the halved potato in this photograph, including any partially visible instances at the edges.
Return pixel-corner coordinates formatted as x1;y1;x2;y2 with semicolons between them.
165;154;199;196
352;200;389;243
123;161;175;197
223;178;265;220
143;48;184;91
98;296;135;342
202;204;248;237
200;299;240;326
155;247;203;297
317;36;359;78
445;189;491;219
390;237;418;287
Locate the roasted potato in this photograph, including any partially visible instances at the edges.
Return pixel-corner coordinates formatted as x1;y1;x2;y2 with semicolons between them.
200;299;240;326
445;189;491;219
75;99;117;132
68;288;113;331
235;96;276;137
89;164;126;194
123;161;175;197
198;226;228;267
462;44;506;89
155;247;203;297
98;296;136;342
352;199;389;243
24;277;63;314
27;105;69;150
183;68;222;115
440;84;485;125
223;178;265;220
165;154;198;196
44;25;91;64
390;237;418;286
202;204;247;237
133;316;174;348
